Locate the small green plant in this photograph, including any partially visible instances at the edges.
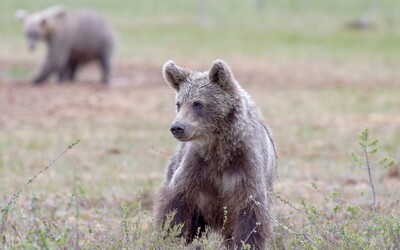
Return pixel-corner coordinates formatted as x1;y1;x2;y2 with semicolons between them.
351;127;394;214
241;240;251;250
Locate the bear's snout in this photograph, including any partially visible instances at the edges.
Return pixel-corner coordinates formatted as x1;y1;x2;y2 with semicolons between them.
170;122;185;137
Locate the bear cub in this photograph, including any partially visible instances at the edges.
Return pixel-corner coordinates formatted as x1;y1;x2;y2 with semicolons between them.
155;60;277;249
16;6;114;84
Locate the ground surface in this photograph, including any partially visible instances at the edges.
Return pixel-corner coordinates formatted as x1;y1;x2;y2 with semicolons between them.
1;0;400;247
1;60;400;248
1;60;399;220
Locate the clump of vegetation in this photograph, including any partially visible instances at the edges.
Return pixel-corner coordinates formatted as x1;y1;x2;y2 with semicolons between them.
271;187;400;249
270;127;399;249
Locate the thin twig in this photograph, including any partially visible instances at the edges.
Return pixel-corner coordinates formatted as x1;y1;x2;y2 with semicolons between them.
302;232;317;246
269;192;338;244
11;224;22;241
364;144;378;215
73;161;80;249
270;192;319;227
0;139;81;214
242;224;259;246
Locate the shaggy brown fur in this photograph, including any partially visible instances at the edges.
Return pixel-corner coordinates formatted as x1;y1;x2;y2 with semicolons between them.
155;60;277;249
16;6;114;84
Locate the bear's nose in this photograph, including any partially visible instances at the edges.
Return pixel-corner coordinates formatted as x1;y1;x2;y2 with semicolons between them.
170;123;185;136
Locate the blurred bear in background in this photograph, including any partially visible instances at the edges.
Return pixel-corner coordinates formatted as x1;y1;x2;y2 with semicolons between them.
15;6;115;84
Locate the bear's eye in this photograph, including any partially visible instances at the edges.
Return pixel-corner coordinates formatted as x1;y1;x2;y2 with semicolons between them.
192;102;203;110
176;102;181;111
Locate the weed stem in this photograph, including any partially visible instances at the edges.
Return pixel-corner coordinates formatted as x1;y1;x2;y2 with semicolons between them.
0;139;80;214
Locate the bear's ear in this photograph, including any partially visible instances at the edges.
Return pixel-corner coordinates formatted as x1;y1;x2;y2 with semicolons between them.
15;9;28;23
162;60;190;92
46;6;66;19
53;7;66;19
40;6;66;29
209;60;236;92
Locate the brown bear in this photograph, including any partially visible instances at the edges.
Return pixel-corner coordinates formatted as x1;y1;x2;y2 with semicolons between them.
15;6;114;84
155;60;277;249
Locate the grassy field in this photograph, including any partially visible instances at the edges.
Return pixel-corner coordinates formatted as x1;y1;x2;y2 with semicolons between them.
1;0;400;63
1;0;400;248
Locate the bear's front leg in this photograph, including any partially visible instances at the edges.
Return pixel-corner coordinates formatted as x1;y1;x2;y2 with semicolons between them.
33;46;69;84
33;61;54;84
155;188;207;244
232;205;271;250
155;188;193;241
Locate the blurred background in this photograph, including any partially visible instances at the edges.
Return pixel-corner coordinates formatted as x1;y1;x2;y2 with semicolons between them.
0;0;399;247
2;0;400;68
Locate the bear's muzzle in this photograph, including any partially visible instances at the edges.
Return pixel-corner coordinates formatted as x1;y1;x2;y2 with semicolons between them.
170;122;186;138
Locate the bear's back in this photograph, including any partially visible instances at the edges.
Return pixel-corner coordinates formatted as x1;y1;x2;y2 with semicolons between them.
63;10;114;60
